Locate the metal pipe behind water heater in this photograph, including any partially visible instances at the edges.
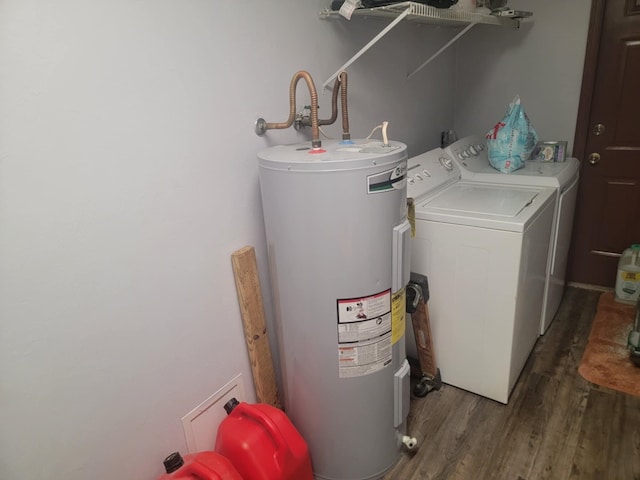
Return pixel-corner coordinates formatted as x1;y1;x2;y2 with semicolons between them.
259;139;412;480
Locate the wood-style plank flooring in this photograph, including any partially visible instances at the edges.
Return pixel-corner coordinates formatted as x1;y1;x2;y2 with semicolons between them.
385;286;640;480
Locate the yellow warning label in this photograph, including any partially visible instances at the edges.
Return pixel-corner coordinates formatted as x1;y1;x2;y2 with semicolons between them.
391;288;406;345
622;272;639;281
407;198;416;238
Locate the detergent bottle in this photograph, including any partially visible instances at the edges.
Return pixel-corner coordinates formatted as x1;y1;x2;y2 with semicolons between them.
615;244;640;304
214;398;314;480
158;451;243;480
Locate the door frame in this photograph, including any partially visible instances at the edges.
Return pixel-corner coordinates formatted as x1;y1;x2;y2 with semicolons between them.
572;0;605;164
568;0;606;282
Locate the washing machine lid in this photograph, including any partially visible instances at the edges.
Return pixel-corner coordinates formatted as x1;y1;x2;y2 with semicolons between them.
459;152;580;189
415;182;556;232
445;135;579;188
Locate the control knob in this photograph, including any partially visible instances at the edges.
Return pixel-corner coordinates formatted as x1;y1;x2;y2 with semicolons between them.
439;156;454;171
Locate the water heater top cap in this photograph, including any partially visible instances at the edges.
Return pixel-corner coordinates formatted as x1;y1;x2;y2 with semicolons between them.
258;139;407;173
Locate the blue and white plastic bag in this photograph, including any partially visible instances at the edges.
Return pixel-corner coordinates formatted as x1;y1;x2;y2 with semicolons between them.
485;96;538;173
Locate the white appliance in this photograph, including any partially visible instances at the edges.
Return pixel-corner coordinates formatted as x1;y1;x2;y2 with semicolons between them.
259;139;412;480
407;148;557;404
445;135;579;334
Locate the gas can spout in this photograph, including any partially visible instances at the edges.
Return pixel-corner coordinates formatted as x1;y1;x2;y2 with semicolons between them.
401;435;417;450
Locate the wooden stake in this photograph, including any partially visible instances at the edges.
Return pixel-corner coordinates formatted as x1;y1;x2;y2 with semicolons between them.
411;299;438;379
231;246;281;408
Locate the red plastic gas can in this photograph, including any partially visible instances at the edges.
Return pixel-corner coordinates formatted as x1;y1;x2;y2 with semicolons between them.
158;451;243;480
214;398;314;480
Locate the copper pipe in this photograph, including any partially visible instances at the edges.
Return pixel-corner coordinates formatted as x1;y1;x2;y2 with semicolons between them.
264;71;321;149
339;71;350;141
317;76;340;126
304;71;351;141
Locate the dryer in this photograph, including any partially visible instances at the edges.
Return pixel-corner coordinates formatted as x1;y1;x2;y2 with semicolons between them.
445;135;579;334
407;148;557;404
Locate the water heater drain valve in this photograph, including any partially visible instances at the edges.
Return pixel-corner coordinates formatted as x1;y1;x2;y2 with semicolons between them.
402;435;418;450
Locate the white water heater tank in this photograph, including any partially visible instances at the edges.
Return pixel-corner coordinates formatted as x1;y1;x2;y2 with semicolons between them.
259;139;412;480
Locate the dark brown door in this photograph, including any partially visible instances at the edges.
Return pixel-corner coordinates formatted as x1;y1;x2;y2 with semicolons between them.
569;0;640;287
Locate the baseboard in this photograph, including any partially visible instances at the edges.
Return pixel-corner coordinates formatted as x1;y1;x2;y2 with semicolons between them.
567;281;614;292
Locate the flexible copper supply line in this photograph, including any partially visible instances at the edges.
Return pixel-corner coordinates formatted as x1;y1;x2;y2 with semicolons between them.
317;76;340;126
339;71;350;141
264;71;321;149
313;71;350;141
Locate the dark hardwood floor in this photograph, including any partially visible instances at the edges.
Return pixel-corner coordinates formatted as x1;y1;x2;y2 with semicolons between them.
385;286;640;480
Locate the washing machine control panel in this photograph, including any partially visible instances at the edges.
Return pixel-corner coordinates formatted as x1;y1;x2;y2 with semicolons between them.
446;134;487;163
407;148;460;200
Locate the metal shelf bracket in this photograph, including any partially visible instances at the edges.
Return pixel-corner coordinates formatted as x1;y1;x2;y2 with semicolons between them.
407;22;476;79
322;7;412;89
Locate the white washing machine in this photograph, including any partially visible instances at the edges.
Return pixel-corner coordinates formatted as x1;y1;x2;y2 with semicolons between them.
407;148;557;404
445;135;580;334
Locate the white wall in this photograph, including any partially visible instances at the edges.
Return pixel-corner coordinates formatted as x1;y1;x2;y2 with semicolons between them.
0;2;594;478
0;2;455;479
454;0;591;155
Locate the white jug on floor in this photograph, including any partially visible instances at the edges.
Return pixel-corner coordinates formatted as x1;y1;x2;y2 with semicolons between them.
615;244;640;304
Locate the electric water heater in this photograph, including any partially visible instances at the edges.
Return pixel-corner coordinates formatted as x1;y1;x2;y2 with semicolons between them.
258;139;412;480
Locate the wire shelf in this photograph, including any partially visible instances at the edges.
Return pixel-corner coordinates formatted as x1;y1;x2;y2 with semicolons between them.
319;2;529;86
320;2;514;27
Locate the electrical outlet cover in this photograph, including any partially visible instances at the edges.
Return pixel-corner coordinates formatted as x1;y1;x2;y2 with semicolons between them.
181;373;245;453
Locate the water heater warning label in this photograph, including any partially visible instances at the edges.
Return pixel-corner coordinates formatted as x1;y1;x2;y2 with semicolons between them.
337;289;392;378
